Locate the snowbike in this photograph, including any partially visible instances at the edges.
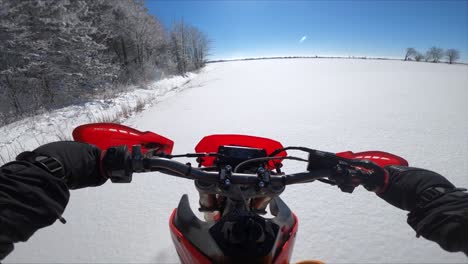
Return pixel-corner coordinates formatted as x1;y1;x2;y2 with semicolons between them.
72;123;409;264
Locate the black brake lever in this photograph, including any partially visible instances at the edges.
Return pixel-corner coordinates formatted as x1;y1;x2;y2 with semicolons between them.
329;164;361;193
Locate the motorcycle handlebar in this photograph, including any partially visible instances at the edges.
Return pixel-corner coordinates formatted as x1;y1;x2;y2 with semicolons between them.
142;157;329;186
102;145;385;193
102;145;330;186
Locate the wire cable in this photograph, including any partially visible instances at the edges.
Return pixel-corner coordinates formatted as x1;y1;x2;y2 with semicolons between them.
233;156;308;173
167;152;220;158
269;146;323;157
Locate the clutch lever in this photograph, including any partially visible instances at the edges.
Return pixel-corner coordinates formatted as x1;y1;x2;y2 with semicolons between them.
305;148;386;193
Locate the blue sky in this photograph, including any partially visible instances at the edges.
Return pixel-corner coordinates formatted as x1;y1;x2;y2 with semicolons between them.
145;1;468;62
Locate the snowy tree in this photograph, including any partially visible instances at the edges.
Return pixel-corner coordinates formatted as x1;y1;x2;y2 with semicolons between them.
0;0;118;117
0;0;209;124
188;26;210;69
414;52;424;62
104;0;168;82
169;21;209;75
446;49;460;64
404;48;417;61
170;21;190;75
426;47;444;63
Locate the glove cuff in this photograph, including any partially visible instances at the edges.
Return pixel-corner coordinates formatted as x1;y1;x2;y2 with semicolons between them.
16;151;65;180
416;186;466;208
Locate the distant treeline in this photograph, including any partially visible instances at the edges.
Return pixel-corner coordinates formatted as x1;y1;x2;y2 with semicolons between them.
208;53;464;64
208;55;392;64
0;0;209;125
404;47;460;64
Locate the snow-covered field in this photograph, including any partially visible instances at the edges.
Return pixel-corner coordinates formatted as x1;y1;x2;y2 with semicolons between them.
3;59;468;263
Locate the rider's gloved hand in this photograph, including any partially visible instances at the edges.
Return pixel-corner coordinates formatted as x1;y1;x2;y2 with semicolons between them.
377;165;455;211
16;141;107;189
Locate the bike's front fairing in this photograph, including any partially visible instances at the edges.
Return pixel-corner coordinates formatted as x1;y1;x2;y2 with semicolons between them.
169;195;298;264
195;134;287;170
168;134;296;263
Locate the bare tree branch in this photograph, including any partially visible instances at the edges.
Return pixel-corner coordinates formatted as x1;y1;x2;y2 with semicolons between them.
404;48;417;61
446;49;460;64
426;47;444;63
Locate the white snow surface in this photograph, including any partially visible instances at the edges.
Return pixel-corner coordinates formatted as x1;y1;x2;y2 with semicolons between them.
3;59;468;263
0;73;197;163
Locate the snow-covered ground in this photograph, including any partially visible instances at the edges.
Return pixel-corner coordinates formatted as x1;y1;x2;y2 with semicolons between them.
0;73;197;164
3;59;468;263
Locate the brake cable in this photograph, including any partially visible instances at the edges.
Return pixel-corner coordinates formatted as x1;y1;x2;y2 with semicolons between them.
317;178;336;185
268;146;317;157
233;156;308;173
270;146;386;189
271;146;384;172
164;152;220;159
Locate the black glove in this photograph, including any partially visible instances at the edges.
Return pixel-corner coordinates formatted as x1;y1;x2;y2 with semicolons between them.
16;141;107;189
377;165;455;211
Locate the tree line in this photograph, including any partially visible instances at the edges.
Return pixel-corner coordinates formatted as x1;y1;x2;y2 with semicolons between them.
0;0;209;125
404;47;460;64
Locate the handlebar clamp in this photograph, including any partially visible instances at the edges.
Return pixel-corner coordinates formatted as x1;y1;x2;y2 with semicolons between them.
219;165;232;188
256;167;270;188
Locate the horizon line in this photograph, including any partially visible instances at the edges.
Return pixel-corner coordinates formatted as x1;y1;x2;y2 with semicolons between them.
207;55;468;65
